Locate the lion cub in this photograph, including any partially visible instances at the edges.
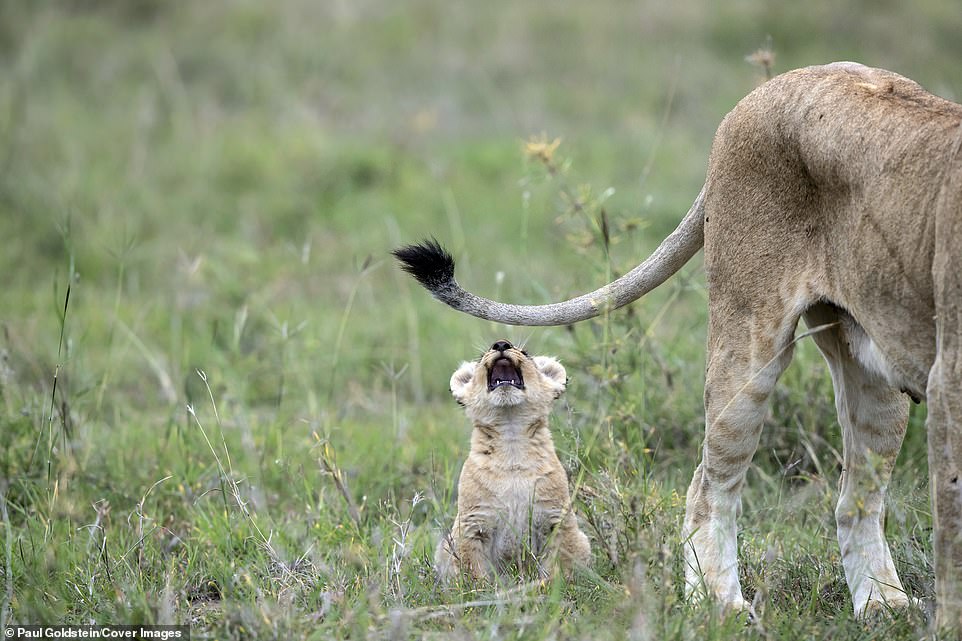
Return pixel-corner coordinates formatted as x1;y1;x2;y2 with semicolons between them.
436;340;590;581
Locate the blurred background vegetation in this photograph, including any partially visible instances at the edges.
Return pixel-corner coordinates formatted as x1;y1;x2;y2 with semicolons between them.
0;1;958;638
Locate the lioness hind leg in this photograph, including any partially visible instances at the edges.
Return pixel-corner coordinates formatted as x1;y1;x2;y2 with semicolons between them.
804;305;912;617
683;307;799;613
930;212;962;632
929;330;962;632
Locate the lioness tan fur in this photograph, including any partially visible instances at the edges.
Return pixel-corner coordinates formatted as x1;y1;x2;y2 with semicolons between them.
435;340;591;581
396;62;962;628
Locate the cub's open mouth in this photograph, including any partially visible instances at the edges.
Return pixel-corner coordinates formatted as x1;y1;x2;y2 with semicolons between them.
487;357;524;391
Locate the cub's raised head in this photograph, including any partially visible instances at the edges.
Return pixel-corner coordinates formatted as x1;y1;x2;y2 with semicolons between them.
449;340;566;418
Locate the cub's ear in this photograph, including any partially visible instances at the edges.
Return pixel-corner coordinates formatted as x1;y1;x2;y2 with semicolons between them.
449;361;477;403
534;356;567;397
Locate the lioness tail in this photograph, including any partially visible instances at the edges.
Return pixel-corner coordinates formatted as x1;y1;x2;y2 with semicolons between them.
393;187;706;326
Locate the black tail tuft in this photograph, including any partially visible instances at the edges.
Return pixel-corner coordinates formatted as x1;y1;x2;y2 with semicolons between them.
392;238;456;291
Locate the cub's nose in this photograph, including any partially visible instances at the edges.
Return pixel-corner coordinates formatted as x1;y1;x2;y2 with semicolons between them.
491;340;513;353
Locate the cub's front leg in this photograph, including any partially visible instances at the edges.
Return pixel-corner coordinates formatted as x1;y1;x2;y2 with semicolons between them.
536;510;590;577
557;512;591;571
435;512;491;582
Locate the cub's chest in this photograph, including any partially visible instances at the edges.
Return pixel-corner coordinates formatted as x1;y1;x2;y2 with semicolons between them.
458;455;568;555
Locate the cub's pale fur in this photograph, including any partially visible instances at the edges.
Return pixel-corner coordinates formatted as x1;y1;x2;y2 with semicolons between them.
435;341;590;581
397;63;962;628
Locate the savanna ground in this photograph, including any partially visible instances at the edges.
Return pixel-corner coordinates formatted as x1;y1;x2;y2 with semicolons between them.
1;1;961;639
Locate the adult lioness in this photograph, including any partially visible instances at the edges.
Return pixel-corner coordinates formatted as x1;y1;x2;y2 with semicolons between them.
394;62;962;628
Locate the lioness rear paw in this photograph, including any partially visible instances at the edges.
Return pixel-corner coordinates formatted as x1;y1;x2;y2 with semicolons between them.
688;590;754;622
729;597;756;624
857;595;923;620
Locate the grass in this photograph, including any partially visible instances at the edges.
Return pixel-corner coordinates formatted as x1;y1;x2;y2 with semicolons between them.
0;1;958;639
